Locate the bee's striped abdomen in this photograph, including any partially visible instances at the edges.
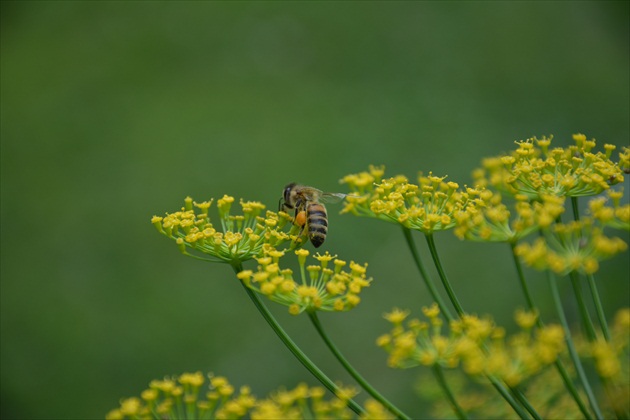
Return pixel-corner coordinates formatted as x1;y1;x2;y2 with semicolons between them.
307;203;328;248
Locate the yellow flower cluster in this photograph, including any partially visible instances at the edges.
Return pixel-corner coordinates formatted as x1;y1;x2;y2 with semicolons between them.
619;146;630;174
587;189;630;231
152;195;302;264
417;363;585;419
569;308;630;416
377;305;565;387
515;216;628;275
107;372;392;420
237;249;371;315
473;134;624;199
251;383;392;420
453;190;566;242
106;372;255;420
340;166;478;233
581;308;630;380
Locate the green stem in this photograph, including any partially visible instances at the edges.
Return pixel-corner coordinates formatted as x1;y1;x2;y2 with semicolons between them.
401;227;454;322
431;365;468;420
421;234;529;419
232;264;365;416
555;360;593;420
586;273;610;341
509;242;593;419
549;270;603;419
424;233;465;318
487;377;531;420
571;196;581;223
307;311;410;420
509;241;537;312
570;197;610;342
569;272;597;342
510;386;542;420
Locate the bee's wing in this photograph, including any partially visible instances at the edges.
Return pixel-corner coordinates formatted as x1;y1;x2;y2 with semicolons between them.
318;192;348;204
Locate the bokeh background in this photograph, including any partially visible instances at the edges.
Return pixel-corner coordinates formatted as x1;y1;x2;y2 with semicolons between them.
1;1;628;418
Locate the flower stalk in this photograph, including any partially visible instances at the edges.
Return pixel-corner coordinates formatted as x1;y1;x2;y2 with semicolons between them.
509;242;592;419
402;227;453;322
572;196;611;342
431;364;467;420
586;272;610;342
307;311;410;420
424;233;465;318
233;263;366;416
569;272;598;342
549;270;603;419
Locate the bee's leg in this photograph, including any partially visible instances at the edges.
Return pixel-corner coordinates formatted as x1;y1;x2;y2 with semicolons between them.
294;204;307;237
297;217;306;237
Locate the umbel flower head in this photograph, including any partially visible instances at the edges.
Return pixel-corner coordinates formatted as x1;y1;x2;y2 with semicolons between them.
106;372;256;420
587;189;630;231
514;214;628;275
473;134;624;200
237;249;371;315
417;358;590;419
251;383;392;420
376;304;565;387
106;372;393;420
453;189;566;243
340;165;479;234
576;308;630;415
151;195;303;265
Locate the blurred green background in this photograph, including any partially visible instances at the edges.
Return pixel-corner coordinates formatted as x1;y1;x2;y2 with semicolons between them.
1;1;628;418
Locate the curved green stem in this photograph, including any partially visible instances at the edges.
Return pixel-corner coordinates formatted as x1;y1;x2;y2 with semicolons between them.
555;359;593;420
487;377;530;419
509;242;593;418
232;264;365;416
431;365;468;419
307;311;410;420
586;273;610;341
421;234;529;418
510;386;542;420
509;241;537;312
549;271;603;419
424;233;465;318
401;227;454;321
569;272;597;342
571;196;581;223
570;197;610;342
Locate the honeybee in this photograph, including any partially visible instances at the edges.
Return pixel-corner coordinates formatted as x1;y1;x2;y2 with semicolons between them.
279;183;347;248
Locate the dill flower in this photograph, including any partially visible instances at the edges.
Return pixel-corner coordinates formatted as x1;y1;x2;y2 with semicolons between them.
151;196;302;265
473;134;624;200
237;249;371;315
108;372;389;420
106;372;256;420
514;216;628;275
580;307;630;380
417;366;586;419
619;146;630;174
571;307;630;416
587;189;630;231
251;383;356;420
378;306;565;387
453;189;566;243
359;399;396;420
341;166;478;234
378;305;456;370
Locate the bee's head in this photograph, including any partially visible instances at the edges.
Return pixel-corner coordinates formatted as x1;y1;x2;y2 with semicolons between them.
279;182;297;211
283;182;297;206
